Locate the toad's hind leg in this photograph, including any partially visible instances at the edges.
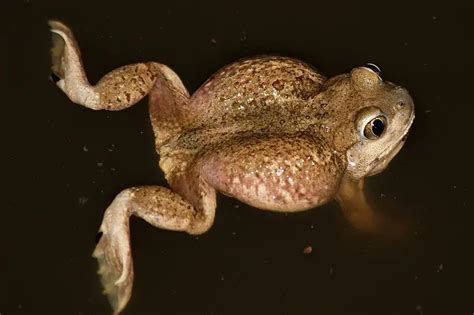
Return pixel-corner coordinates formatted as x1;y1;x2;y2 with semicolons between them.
93;182;216;314
48;20;190;116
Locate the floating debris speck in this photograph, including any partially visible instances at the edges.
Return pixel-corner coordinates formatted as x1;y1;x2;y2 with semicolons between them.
303;246;313;255
416;304;423;315
78;196;88;205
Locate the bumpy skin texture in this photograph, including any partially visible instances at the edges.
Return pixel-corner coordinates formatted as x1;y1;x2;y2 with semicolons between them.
158;56;346;211
49;20;414;315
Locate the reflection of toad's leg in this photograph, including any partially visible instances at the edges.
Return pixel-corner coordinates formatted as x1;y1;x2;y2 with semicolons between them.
94;183;216;315
49;20;188;112
335;176;377;232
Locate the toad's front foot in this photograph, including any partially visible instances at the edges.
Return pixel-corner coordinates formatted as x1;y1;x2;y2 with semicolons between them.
336;176;409;237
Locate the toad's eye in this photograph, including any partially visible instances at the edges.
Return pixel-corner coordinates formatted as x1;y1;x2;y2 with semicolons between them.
363;63;382;76
363;116;387;139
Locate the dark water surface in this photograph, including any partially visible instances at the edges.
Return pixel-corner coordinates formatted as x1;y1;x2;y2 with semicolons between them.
2;1;473;314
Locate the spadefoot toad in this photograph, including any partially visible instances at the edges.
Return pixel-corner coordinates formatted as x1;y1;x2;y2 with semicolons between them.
49;20;415;314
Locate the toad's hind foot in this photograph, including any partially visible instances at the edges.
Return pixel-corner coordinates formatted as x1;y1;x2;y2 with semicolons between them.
94;232;133;315
48;20;100;108
93;185;216;314
92;191;134;315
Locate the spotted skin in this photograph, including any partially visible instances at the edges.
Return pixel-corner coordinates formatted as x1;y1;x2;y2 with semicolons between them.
202;133;346;211
49;20;415;315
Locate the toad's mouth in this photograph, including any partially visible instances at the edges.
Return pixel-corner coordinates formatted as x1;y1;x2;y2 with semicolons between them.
367;111;415;176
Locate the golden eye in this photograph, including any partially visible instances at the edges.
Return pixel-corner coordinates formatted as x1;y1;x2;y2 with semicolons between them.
363;116;387;139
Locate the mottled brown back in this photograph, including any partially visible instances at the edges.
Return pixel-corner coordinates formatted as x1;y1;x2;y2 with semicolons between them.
188;56;326;127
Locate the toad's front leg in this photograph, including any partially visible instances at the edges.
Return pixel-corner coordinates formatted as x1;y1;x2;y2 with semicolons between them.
336;175;408;236
94;184;216;314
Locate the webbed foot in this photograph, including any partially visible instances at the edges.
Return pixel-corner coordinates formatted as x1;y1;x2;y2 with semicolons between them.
92;192;134;314
91;185;216;314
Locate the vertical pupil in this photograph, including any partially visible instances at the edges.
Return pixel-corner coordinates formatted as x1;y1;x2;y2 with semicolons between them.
372;118;385;136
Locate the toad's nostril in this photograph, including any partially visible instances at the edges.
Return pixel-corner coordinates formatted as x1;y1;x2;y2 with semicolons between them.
396;101;406;109
402;135;408;141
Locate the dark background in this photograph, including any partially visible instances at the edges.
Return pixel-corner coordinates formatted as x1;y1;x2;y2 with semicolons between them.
2;0;473;314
